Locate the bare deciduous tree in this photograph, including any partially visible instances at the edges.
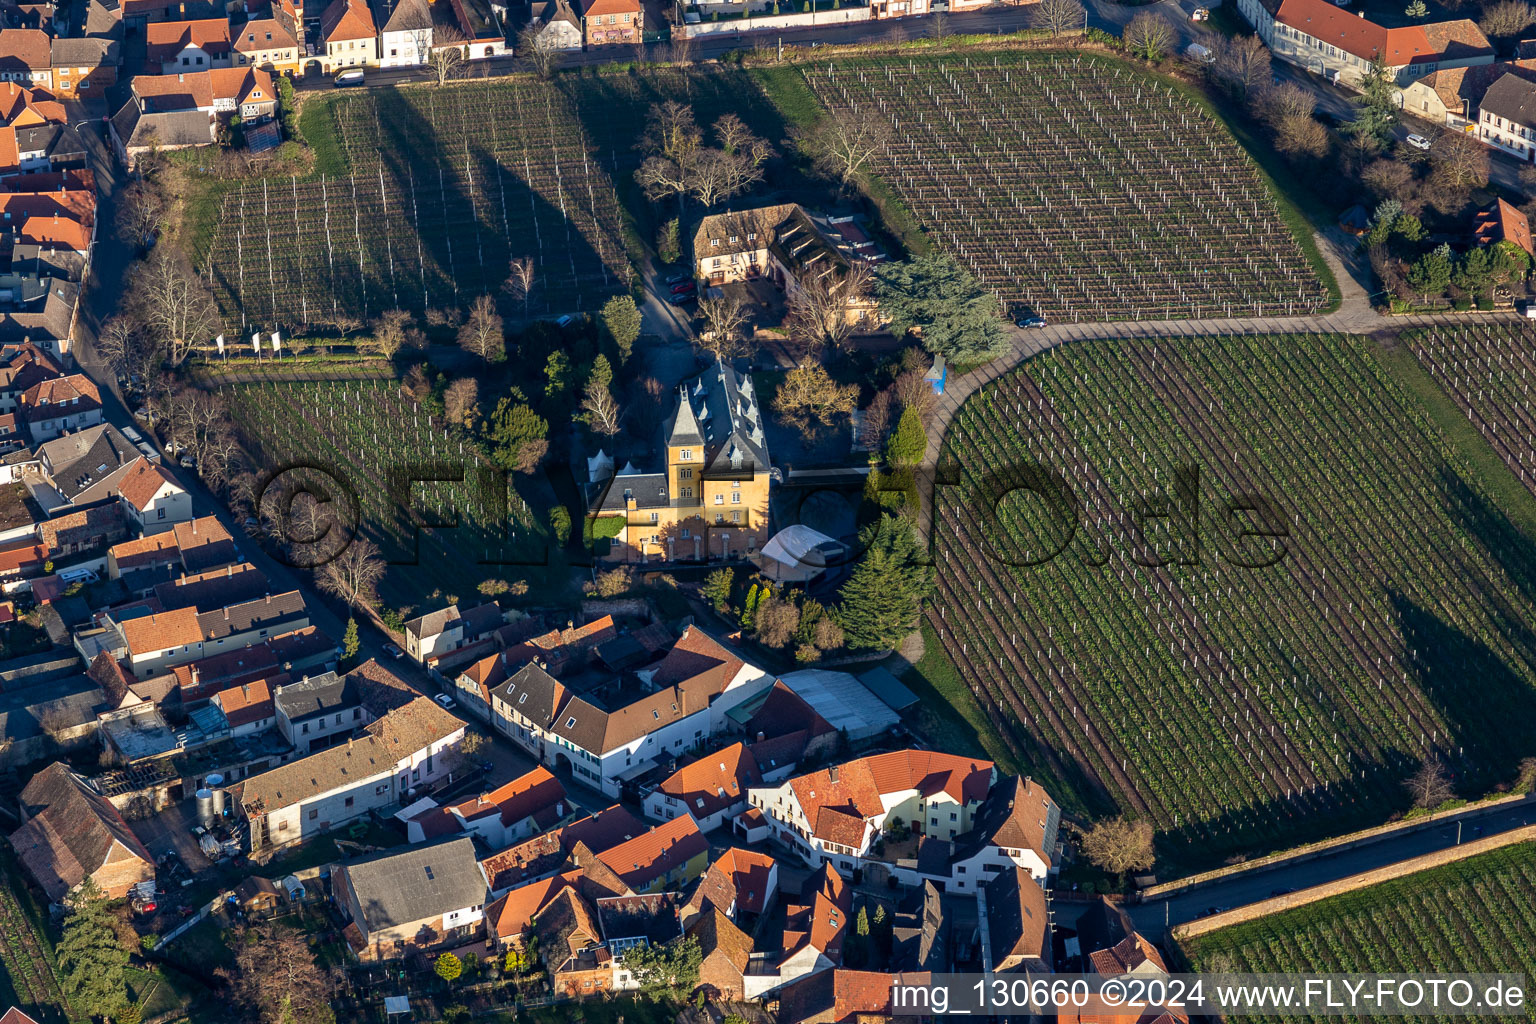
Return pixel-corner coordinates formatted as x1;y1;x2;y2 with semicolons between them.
372;309;412;358
125;249;220;367
1124;11;1175;61
1406;757;1455;808
685;148;765;206
785;261;872;357
773;362;857;440
1032;0;1085;35
1480;0;1535;37
580;378;622;438
115;178;165;248
504;256;537;319
641;100;703;163
802;108;894;190
427;29;467;84
518;22;563;79
667;33;696;66
697;294;751;361
457;294;505;361
1251;81;1316;126
1078;817;1157;877
713;113;773;167
1212;33;1271;100
317;537;386;610
1275;112;1329;158
444;378;480;428
1429;130;1489;191
860;387;895;450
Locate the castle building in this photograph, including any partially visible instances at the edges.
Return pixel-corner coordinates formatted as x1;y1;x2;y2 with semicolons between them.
590;359;771;564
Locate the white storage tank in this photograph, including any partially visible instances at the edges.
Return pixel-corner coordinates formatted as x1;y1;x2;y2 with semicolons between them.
195;788;216;829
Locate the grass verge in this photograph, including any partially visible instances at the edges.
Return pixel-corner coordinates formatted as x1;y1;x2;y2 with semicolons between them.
1371;337;1536;538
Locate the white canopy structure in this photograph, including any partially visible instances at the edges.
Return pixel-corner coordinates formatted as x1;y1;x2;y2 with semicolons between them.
752;524;845;583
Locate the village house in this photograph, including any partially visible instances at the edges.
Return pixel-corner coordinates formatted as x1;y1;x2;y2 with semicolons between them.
529;0;583;50
600;892;681;989
1401;60;1536;125
774;969;921;1024
742;864;851;998
114;457;192;534
748;755;1060;893
488;625;775;797
693;205;883;302
980;866;1049;973
318;0;379;71
0;29;53;91
37;502;129;557
441;765;570;848
578;812;710;894
0;191;94;253
1472;198;1536;257
891;881;948;973
1237;0;1493;87
49;35;121;99
334;837;489;960
272;670;371;753
588;359;773;564
145;18;233;74
211;676;277;737
238;695;467;855
643;740;763;832
451;615;617;721
1477;72;1536;161
154;563;272;615
104;514;235;583
169;624;337;702
379;0;435;67
18;373;102;444
8;762;155;902
404;601;505;674
681;847;778;929
30;424;146;512
479;803;645;895
688;907;755;1001
232;0;302;73
115;590;309;680
109;67;278;166
574;0;640;46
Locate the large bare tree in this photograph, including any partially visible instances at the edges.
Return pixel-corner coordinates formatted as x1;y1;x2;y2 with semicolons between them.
125;249;220;366
803;108;893;190
1078;817;1156;877
316;536;386;610
219;923;339;1024
115;178;165;248
580;376;623;438
444;377;480;428
1124;11;1175;61
371;309;413;358
1405;757;1455;808
1032;0;1085;35
504;256;537;319
457;294;505;361
697;294;750;361
518;22;563;79
773;362;856;440
427;29;467;84
785;261;872;357
1212;33;1271;100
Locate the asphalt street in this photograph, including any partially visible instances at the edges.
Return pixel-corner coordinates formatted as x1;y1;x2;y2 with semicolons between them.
1131;796;1536;933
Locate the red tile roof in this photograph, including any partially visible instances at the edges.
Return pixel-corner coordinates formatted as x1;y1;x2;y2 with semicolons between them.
782;864;851;962
145;18;233;63
686;847;776;919
789;750;993;843
486;873;573;940
120;606;202;654
657;742;761;821
1473;198;1536;256
1274;0;1489;66
450;765;567;829
595;814;708;890
212;678;274;728
116;458;181;512
320;0;376;41
0;29;51;70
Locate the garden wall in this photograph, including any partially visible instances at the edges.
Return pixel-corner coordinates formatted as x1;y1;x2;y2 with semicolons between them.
679;6;870;36
1171;829;1536;940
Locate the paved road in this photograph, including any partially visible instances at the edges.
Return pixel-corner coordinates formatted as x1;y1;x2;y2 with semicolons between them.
1129;796;1536;933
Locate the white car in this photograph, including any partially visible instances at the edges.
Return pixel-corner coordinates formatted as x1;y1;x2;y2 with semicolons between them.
1405;133;1432;151
433;693;456;709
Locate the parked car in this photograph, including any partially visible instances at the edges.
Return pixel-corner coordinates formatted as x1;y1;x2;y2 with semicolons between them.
335;70;365;87
666;291;697;306
665;271;692;285
1016;316;1047;329
670;280;697;295
1521;302;1536;319
433;693;456;709
1405;133;1432;151
382;643;405;659
179;455;196;469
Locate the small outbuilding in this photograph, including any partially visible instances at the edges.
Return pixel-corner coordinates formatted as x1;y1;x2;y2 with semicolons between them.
775;668;901;742
751;525;846;584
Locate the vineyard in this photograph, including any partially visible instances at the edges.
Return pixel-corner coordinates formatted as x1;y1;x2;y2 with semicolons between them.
801;53;1329;321
204;80;629;329
1408;323;1536;499
1183;842;1536;1024
222;380;545;608
932;332;1536;862
0;848;69;1023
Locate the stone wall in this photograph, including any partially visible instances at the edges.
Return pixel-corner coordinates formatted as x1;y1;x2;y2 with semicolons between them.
678;6;870;37
1172;831;1536;941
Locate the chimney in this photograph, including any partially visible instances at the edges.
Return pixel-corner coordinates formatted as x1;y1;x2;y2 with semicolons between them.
756;730;765;742
191;665;200;684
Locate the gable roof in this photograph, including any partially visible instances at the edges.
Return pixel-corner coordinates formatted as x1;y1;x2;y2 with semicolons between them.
685;847;776;920
211;677;275;728
783;863;851;961
1473;198;1536;256
145;18;232;62
1481;70;1536;125
130;67;275;113
485;872;572;940
341;837;486;932
787;750;994;843
0;29;51;70
656;742;761;820
449;765;567;829
272;670;352;720
119;605;202;654
479;803;645;892
1273;0;1490;65
9;763;154;901
153;563;270;614
117;458;182;512
239;697;463;813
320;0;377;42
593;814;708;890
985;867;1048;970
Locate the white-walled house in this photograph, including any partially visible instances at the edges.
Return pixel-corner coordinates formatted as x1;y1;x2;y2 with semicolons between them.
1477;72;1536;160
489;626;775;797
1238;0;1493;87
747;755;1060;894
239;697;466;855
115;459;192;535
643;741;762;833
334;837;489;960
443;765;570;848
379;0;434;67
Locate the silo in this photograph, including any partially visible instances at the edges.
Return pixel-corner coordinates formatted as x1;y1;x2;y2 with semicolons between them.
195;788;216;829
206;774;226;817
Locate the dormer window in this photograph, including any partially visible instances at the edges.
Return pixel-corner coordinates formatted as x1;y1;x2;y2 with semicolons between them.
729;235;738;244
680;449;692;460
710;238;720;247
747;232;757;241
566;716;576;728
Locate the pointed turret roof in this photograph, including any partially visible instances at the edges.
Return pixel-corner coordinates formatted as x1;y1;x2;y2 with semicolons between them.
665;385;704;447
